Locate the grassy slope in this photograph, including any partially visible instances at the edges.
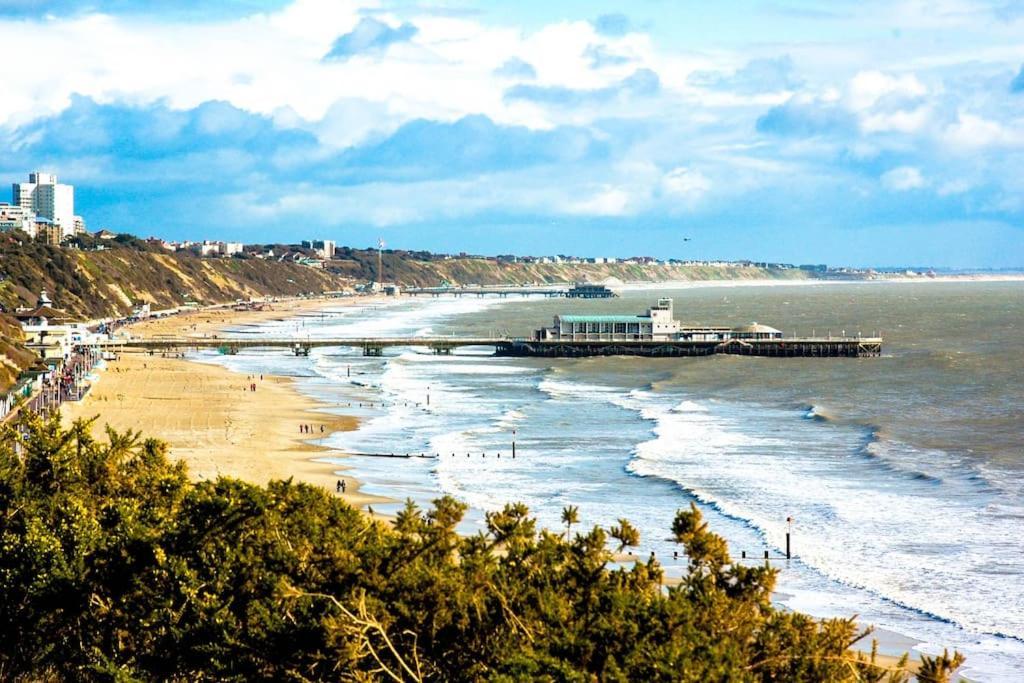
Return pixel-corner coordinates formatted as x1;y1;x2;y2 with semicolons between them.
335;251;813;287
0;243;348;320
0;314;35;394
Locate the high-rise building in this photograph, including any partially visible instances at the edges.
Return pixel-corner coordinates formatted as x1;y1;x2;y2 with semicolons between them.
13;172;75;239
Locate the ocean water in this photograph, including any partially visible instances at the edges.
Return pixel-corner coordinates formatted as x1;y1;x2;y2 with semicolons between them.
195;281;1024;681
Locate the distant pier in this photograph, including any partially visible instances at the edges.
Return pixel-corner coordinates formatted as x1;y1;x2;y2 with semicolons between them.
402;283;618;298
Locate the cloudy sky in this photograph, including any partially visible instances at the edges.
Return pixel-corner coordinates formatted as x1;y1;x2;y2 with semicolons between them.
2;0;1023;267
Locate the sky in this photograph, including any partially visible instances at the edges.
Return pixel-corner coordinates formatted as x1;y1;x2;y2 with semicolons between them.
2;0;1023;267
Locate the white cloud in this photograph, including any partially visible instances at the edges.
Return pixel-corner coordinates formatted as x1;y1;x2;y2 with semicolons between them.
846;71;927;111
563;186;632;216
660;167;711;200
860;105;931;134
942;112;1024;150
881;166;926;191
937;179;973;196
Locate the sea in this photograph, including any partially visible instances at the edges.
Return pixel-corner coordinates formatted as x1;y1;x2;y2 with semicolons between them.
194;280;1024;681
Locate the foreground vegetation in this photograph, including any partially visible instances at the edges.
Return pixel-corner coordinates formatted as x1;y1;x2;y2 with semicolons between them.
0;414;962;681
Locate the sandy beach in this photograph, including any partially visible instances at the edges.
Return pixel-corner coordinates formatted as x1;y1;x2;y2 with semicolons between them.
62;297;389;510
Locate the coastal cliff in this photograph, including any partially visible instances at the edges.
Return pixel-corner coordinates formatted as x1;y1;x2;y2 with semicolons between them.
0;314;35;393
0;239;348;319
332;247;814;288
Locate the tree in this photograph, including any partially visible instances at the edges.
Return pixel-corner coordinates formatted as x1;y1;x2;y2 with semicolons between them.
561;504;579;539
609;517;640;553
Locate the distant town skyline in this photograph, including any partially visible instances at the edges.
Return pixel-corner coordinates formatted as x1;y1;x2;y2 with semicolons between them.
2;1;1023;268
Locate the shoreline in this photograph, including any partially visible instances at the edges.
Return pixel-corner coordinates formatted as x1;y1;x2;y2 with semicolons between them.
62;296;391;512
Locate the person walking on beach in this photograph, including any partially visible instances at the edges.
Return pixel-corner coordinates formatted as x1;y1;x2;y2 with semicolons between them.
336;479;342;493
341;479;346;493
320;425;324;433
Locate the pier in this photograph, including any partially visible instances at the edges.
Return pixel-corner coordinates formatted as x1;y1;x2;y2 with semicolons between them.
402;283;618;298
403;286;568;297
94;335;882;358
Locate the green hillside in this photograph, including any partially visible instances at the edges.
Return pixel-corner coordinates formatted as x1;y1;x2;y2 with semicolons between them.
0;314;36;394
0;239;348;320
333;247;813;287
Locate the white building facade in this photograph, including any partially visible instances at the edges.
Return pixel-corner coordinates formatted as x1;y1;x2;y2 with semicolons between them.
13;172;76;239
0;202;37;235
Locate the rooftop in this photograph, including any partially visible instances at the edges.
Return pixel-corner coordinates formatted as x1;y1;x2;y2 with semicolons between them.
556;315;650;323
732;323;782;334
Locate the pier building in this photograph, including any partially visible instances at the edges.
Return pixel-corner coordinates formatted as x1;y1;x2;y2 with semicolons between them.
566;282;619;298
536;299;783;343
540;298;680;341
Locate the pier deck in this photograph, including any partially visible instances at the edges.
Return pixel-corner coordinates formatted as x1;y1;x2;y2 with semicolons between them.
93;336;882;358
403;286;568;297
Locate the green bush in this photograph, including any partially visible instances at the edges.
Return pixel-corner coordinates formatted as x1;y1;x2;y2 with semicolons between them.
0;414;962;681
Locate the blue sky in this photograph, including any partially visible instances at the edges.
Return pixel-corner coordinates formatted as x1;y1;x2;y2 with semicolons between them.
2;0;1023;267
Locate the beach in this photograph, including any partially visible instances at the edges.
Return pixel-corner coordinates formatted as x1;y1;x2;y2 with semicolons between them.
62;298;387;510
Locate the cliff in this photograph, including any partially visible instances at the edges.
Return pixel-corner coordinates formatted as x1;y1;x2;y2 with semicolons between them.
0;314;35;394
330;247;813;288
0;239;348;320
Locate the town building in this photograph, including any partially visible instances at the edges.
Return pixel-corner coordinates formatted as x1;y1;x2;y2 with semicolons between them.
0;202;36;234
15;291;77;361
220;241;244;256
190;241;221;256
302;239;336;258
13;172;76;239
35;218;63;245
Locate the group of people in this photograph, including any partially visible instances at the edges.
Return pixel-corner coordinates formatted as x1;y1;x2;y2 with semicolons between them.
335;479;347;493
299;424;325;434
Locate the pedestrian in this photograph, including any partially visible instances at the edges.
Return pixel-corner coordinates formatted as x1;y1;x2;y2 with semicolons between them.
341;479;346;493
320;424;324;433
336;479;342;493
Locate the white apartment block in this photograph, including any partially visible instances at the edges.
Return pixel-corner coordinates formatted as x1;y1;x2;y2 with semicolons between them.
302;239;336;258
191;241;220;256
0;202;37;235
220;242;243;256
13;172;76;239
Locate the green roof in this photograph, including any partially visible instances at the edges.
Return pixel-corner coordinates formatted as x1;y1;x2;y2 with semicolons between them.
556;315;649;323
